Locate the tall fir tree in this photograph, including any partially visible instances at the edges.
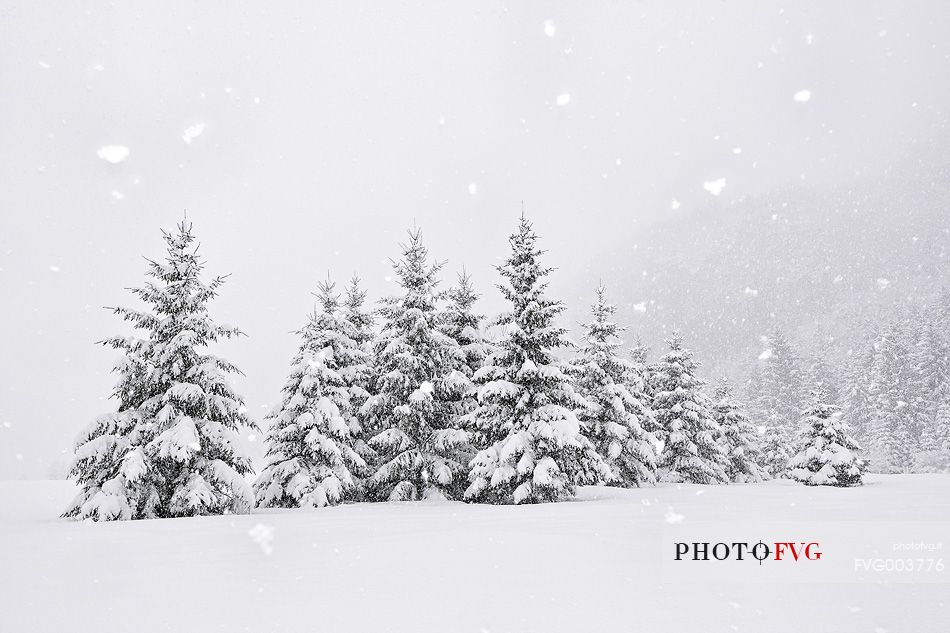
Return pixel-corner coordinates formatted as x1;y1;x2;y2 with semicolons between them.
867;326;915;473
466;216;610;504
912;319;950;438
439;269;491;472
712;378;768;483
362;228;470;501
840;336;877;447
65;221;256;521
342;274;377;443
342;274;375;348
627;336;659;436
649;333;729;484
441;269;491;382
572;284;657;487
254;279;372;508
788;384;866;486
751;328;805;477
914;379;950;472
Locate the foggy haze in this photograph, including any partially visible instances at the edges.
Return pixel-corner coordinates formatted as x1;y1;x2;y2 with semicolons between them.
2;1;949;478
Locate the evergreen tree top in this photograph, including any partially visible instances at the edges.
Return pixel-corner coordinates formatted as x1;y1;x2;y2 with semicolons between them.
577;283;633;383
343;274;367;311
802;383;839;419
629;335;650;366
342;274;374;346
104;220;244;381
446;268;480;315
492;216;567;368
714;376;734;401
653;332;701;380
313;277;340;315
392;227;444;302
498;215;555;301
128;220;230;320
581;283;624;351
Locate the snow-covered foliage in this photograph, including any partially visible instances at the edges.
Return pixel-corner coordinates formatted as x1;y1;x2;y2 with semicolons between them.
64;221;256;521
342;274;376;348
254;279;372;508
438;269;491;472
362;229;470;501
711;378;768;483
789;385;866;487
748;329;805;477
835;294;950;473
341;274;377;439
572;283;657;487
466;217;609;504
441;269;492;381
649;333;729;484
865;325;915;473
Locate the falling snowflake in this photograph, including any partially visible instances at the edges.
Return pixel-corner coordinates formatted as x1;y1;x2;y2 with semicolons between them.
671;198;681;210
468;183;477;195
703;178;726;196
97;145;130;164
793;89;812;103
182;123;206;144
556;93;571;106
543;19;556;38
758;348;773;360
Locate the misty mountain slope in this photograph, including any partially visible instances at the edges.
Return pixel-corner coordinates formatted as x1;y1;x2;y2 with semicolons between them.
573;149;950;377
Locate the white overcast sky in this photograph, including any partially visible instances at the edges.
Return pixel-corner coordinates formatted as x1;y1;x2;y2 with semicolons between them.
2;1;948;478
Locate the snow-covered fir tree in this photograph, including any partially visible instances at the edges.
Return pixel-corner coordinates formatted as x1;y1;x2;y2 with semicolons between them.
438;269;491;470
441;269;491;382
649;333;729;484
627;336;659;435
912;318;950;436
788;384;866;487
361;228;471;501
915;397;950;472
466;216;610;504
840;337;877;447
712;378;768;483
64;220;256;521
751;328;805;477
341;274;377;444
254;279;372;508
759;425;793;479
342;274;375;348
572;284;657;487
867;326;915;473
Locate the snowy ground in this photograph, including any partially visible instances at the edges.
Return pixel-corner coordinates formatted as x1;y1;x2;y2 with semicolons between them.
1;475;947;633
